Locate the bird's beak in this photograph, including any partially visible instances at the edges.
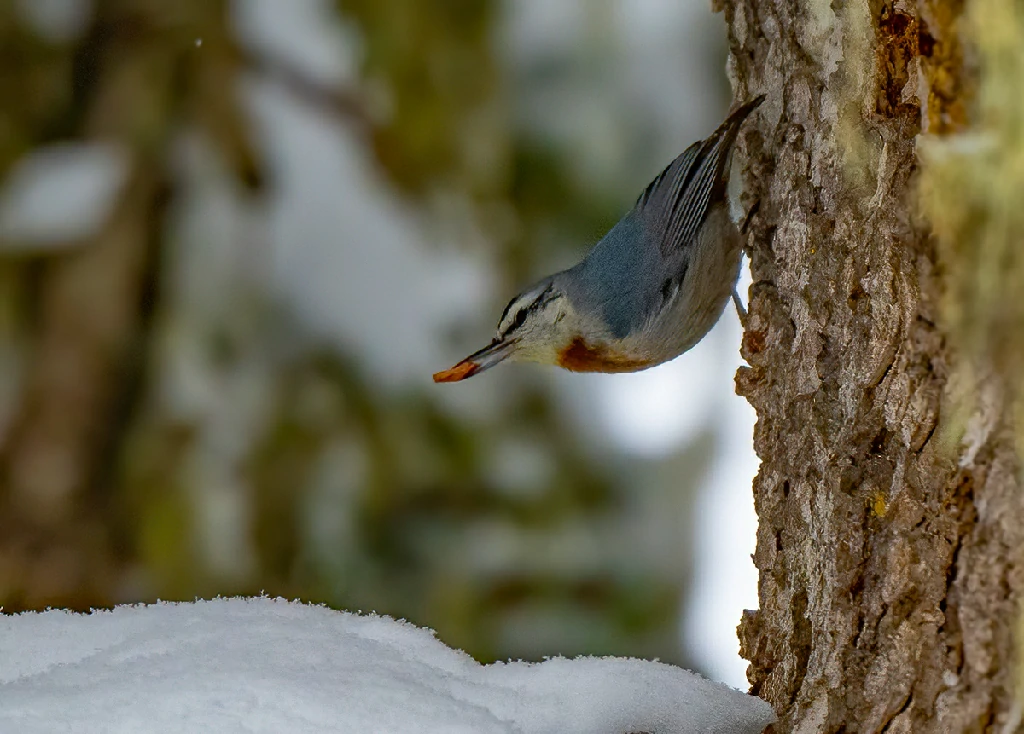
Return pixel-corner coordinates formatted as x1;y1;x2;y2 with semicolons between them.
433;339;516;383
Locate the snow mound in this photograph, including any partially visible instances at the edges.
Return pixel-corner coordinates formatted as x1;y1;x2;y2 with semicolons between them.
0;597;773;733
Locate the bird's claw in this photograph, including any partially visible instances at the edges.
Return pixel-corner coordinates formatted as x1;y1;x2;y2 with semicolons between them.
732;288;748;328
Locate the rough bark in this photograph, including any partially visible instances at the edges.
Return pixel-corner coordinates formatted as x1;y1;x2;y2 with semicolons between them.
724;0;1024;731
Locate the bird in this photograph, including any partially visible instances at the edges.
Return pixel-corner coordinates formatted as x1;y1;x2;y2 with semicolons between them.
433;95;763;384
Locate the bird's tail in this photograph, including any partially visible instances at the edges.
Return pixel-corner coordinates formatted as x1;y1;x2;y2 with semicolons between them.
693;94;765;212
704;94;764;183
717;95;765;143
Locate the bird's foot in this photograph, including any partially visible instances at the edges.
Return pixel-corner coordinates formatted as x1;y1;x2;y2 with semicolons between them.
732;288;748;328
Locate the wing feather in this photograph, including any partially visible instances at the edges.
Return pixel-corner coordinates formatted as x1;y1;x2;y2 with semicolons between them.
635;95;763;259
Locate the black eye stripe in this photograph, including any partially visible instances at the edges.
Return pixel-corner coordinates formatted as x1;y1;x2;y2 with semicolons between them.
498;297;517;327
499;284;559;336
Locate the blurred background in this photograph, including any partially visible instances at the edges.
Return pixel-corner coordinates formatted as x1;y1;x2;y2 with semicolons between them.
0;0;758;687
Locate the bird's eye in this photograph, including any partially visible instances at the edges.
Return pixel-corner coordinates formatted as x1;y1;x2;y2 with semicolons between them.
511;308;528;331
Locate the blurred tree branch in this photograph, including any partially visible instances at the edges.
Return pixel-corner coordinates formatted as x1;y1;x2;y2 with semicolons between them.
0;0;249;609
241;48;374;130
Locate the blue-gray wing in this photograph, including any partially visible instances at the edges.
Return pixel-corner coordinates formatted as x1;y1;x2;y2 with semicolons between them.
569;97;763;339
634;96;763;259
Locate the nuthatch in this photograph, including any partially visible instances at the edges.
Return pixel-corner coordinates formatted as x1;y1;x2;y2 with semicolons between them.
433;96;763;383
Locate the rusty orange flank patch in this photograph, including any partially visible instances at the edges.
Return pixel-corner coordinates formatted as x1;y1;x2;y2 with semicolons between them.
557;337;651;373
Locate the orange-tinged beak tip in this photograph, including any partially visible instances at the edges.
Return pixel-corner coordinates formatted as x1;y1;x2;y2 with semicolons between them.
432;360;479;383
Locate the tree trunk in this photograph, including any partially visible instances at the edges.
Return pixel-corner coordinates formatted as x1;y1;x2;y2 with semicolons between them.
0;0;246;611
724;0;1024;731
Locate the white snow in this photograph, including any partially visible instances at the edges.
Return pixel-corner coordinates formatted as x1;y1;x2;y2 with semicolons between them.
0;142;130;248
13;0;93;43
0;597;774;734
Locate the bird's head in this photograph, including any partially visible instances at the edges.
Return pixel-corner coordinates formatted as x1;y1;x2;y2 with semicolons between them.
433;280;573;382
